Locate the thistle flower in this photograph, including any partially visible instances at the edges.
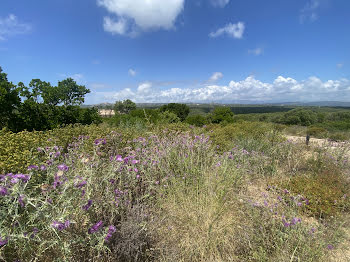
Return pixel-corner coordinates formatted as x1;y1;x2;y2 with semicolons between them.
27;165;38;170
105;225;116;242
116;155;123;162
0;237;8;246
57;164;69;172
82;200;93;211
327;244;334;250
52;220;70;231
18;194;25;207
88;221;103;234
40;165;47;171
0;186;9;196
75;180;87;188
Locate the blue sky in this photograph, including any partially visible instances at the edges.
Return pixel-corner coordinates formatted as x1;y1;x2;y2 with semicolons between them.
0;0;349;104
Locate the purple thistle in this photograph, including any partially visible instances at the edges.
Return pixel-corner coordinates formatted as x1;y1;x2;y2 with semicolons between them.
75;180;87;188
0;186;9;196
88;221;103;234
57;164;69;172
327;244;334;250
82;200;93;211
40;165;47;171
52;220;70;231
27;165;39;170
105;225;116;242
18;195;25;207
13;174;30;183
116;155;123;162
0;237;8;246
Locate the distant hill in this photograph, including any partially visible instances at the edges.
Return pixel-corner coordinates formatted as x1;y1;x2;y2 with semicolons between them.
85;101;350;108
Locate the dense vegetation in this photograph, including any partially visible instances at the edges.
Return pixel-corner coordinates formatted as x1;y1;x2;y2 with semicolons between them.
0;67;101;132
1;121;349;261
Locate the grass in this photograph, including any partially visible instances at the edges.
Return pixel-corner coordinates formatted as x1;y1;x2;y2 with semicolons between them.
0;122;349;261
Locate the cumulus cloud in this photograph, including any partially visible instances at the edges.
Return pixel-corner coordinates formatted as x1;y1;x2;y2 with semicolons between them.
128;68;137;76
209;22;245;39
209;72;224;82
210;0;230;8
300;0;321;23
248;47;263;56
108;76;350;103
97;0;185;36
0;14;31;40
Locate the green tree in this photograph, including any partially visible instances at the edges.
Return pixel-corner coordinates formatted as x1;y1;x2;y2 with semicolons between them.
0;67;21;129
209;106;234;124
159;103;190;121
114;99;137;114
58;78;90;106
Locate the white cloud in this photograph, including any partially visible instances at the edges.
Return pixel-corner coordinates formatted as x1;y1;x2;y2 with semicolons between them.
248;47;263;56
58;73;85;84
97;0;185;36
209;72;224;82
210;0;230;8
107;76;350;103
300;0;321;23
209;22;245;39
0;14;31;40
128;68;137;76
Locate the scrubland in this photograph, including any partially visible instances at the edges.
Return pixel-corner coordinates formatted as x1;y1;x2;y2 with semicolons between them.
1;122;349;261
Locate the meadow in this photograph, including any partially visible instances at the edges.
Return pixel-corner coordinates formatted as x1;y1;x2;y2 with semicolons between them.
1;121;350;261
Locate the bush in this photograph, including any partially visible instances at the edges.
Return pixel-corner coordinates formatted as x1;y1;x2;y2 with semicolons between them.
185;114;208;127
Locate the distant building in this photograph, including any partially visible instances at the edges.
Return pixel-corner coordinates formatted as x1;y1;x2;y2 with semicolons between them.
98;109;115;117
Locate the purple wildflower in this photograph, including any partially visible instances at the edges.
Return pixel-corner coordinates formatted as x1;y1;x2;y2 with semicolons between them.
327;244;334;250
82;200;93;211
40;165;47;171
13;174;30;183
105;225;116;242
57;164;69;172
11;177;19;184
27;165;38;170
131;159;139;165
88;221;103;234
0;237;8;246
75;180;87;188
116;155;123;162
0;186;9;196
30;228;39;239
52;220;70;231
18;195;25;207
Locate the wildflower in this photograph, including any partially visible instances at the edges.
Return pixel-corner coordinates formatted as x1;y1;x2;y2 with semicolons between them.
297;202;302;207
277;196;283;201
116;155;123;162
136;175;140;179
134;168;139;173
40;165;47;171
88;221;103;234
28;165;38;170
155;181;160;185
105;225;116;242
12;174;30;183
75;180;87;188
82;200;93;211
282;219;290;227
18;195;25;207
52;220;70;231
0;186;9;196
11;177;19;184
57;164;69;172
131;159;139;165
327;244;334;250
30;228;39;239
290;217;301;226
0;237;8;246
311;227;316;234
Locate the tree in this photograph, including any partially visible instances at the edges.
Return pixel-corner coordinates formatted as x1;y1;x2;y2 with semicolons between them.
159;103;190;121
0;67;21;129
114;99;137;114
58;78;90;106
209;106;234;124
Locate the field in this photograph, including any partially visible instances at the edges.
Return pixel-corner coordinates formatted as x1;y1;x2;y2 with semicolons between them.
1;121;350;261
